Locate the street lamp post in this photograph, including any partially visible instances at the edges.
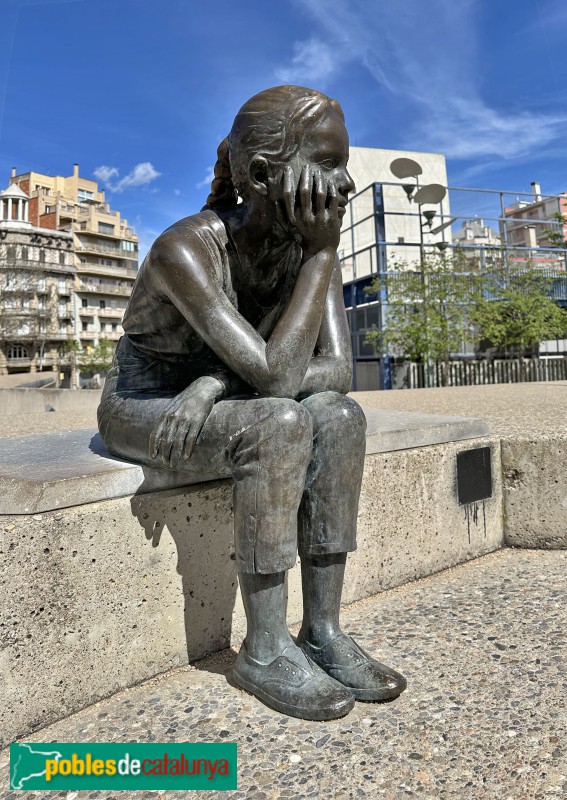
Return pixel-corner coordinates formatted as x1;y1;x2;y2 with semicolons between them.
389;159;454;388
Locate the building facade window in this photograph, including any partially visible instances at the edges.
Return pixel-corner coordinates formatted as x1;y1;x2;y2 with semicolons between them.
78;189;93;203
8;345;28;360
98;222;115;235
82;298;88;308
99;300;106;309
59;251;66;265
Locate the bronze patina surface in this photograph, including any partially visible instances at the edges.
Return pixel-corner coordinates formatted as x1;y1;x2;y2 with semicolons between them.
98;86;406;718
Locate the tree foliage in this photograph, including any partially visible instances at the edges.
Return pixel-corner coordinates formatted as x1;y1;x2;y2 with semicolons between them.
543;211;567;251
80;339;116;374
472;268;567;356
364;252;480;365
365;254;567;373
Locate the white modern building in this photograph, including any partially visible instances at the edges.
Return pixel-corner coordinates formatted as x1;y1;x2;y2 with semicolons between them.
340;146;450;283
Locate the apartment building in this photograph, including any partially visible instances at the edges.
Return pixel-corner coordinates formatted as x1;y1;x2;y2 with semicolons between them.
453;219;501;264
501;181;567;269
10;164;138;348
0;183;75;375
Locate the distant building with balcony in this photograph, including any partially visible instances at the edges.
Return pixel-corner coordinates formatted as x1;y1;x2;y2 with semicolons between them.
500;182;567;270
453;219;501;265
0;183;75;375
10;164;138;348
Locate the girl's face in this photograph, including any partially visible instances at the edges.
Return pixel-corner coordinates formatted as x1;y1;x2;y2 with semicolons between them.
285;108;355;219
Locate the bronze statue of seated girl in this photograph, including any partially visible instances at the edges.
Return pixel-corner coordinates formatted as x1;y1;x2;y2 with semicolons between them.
98;85;406;720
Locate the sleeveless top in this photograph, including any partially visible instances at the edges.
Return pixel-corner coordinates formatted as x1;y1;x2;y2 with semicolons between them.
121;209;302;384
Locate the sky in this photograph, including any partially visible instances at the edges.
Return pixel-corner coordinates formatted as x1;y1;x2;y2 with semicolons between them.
1;0;567;258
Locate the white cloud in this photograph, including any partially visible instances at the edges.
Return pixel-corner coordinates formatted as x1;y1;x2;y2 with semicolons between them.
196;166;215;189
93;165;119;184
93;162;161;193
173;188;181;196
274;37;343;87
285;0;567;162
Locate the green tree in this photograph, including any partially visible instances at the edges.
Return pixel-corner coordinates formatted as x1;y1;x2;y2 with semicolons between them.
80;338;116;375
364;251;481;386
364;255;567;386
543;211;567;257
471;267;567;359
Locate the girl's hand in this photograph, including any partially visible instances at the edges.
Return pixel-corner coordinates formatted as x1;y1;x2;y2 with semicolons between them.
282;165;341;255
148;376;223;468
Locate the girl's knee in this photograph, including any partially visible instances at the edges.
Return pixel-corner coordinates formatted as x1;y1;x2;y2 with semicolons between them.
301;392;367;434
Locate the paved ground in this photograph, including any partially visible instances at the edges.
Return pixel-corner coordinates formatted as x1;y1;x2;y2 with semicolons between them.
352;381;567;437
1;548;565;800
1;381;567;440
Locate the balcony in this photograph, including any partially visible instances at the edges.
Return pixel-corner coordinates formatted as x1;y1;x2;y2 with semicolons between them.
97;307;125;318
79;330;121;341
58;205;79;220
76;204;114;218
6;358;32;369
2;307;48;317
1;259;67;272
76;281;132;297
76;242;139;260
4;332;72;343
76;262;138;279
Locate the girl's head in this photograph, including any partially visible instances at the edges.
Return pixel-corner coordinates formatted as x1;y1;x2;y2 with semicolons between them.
204;85;353;211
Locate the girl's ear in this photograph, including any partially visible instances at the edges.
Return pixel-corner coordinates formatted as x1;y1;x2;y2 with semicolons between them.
248;156;269;196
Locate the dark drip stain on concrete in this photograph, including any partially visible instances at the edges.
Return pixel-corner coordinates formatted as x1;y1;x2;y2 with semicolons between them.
464;499;488;543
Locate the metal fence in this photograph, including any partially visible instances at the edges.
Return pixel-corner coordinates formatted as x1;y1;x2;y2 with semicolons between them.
399;358;567;389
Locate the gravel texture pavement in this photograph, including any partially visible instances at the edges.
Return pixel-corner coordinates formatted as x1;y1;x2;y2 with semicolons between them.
1;548;565;800
352;382;567;438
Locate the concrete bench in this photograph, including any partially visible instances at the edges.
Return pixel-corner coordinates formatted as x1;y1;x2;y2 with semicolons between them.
1;408;503;745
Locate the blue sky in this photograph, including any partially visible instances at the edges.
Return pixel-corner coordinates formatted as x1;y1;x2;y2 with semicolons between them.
1;0;567;257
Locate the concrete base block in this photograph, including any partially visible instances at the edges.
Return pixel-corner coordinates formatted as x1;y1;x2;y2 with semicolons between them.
502;436;567;549
0;388;101;416
0;483;235;747
284;436;503;621
0;435;502;745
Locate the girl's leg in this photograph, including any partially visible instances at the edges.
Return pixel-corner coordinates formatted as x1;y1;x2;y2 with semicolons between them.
99;388;354;718
296;391;367;642
296;392;407;701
